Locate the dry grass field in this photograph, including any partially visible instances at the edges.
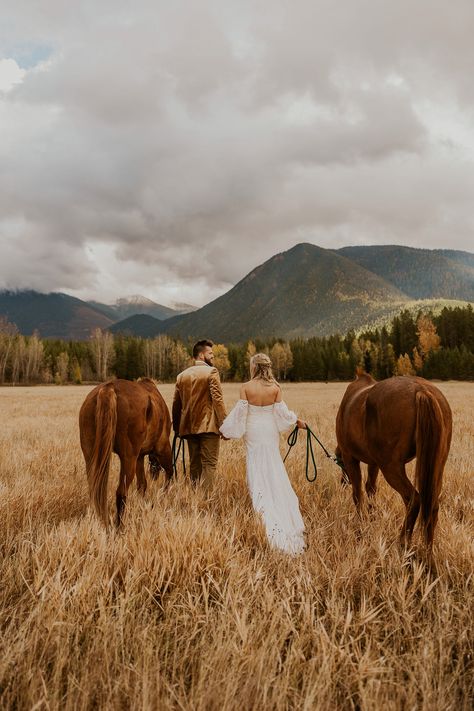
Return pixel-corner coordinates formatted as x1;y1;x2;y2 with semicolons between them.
0;382;473;710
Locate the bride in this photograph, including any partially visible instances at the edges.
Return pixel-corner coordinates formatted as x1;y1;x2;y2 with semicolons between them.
220;353;307;554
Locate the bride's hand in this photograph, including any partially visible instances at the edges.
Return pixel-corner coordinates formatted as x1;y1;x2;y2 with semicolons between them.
296;419;307;429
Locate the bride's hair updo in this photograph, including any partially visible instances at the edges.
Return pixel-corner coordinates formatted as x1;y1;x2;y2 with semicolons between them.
250;353;276;384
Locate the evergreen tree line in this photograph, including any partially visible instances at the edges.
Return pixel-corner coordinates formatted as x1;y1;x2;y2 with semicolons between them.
0;305;473;384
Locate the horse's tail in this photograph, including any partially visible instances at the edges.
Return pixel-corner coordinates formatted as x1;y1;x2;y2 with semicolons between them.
87;382;117;526
415;388;445;548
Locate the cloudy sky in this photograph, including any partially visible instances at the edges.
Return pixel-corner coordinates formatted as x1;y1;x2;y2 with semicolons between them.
1;1;473;307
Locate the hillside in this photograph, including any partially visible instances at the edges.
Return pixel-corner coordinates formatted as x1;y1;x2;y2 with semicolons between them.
435;249;474;270
108;314;164;338
337;245;474;300
0;290;113;339
162;243;409;341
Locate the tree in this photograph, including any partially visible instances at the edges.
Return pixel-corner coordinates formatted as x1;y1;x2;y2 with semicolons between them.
24;332;44;383
56;351;69;384
376;328;396;379
395;353;415;376
417;314;441;359
391;310;417;357
245;341;256;374
281;342;293;380
91;329;115;381
11;336;26;384
269;342;294;380
0;317;18;383
412;347;423;373
125;338;144;380
171;341;190;374
350;338;363;369
72;358;82;384
212;344;231;380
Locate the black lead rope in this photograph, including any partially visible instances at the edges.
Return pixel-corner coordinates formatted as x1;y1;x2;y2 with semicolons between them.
283;425;349;484
172;433;186;475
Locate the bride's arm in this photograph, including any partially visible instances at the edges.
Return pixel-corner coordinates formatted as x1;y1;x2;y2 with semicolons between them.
219;397;248;439
274;385;306;429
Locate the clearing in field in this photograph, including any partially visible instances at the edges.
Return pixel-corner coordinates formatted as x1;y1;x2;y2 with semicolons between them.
0;382;473;710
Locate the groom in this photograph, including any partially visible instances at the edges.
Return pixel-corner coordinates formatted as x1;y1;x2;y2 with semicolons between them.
172;339;227;492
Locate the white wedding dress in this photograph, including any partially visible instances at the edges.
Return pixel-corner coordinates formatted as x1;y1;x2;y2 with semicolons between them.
220;399;305;555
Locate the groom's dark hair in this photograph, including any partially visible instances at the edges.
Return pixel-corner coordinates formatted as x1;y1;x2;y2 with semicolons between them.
193;339;214;359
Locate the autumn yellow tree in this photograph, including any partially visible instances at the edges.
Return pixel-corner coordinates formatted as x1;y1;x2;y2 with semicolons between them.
412;346;423;372
395;353;415;376
171;341;191;374
244;341;256;376
270;342;293;380
417;314;441;358
56;352;69;384
212;344;231;380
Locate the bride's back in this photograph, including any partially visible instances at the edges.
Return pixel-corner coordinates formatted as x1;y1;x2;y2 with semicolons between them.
241;379;280;407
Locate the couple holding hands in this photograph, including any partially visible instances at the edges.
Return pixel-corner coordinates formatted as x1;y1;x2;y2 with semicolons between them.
172;340;307;554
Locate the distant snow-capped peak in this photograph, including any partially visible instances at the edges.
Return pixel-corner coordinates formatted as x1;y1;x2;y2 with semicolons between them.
115;295;157;307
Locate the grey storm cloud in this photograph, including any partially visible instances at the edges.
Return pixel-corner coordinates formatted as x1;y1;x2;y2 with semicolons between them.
0;0;473;306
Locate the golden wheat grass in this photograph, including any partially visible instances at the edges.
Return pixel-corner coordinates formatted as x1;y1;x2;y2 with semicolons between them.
0;382;473;710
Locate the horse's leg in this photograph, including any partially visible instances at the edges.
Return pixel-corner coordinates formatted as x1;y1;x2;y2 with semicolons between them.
366;464;379;499
116;453;138;527
335;446;349;487
344;457;363;514
157;439;174;485
136;455;147;496
380;463;420;546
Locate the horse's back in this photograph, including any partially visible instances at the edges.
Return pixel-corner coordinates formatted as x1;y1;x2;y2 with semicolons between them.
79;379;171;457
366;376;451;427
365;376;451;464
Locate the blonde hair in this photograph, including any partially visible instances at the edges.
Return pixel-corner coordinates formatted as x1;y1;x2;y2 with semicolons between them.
250;353;276;384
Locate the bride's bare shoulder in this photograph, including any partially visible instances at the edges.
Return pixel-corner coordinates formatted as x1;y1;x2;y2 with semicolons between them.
239;381;251;399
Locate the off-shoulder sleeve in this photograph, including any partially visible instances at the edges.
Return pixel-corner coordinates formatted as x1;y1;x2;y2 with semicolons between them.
273;400;297;432
219;399;248;439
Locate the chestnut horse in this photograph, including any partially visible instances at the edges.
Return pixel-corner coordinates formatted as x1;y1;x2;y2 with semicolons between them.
336;372;452;549
79;378;173;526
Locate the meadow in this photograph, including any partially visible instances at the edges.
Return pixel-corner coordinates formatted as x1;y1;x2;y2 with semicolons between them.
0;382;472;710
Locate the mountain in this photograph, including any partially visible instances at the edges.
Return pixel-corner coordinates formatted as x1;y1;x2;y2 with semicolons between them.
0;290;113;339
337;245;474;301
88;295;194;321
3;245;472;341
161;243;410;341
170;301;198;313
0;290;194;339
108;314;164;338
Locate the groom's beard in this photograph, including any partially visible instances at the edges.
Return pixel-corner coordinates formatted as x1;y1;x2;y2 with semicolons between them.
204;356;214;366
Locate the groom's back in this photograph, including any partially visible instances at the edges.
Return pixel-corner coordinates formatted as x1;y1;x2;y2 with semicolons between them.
177;363;214;403
173;362;225;436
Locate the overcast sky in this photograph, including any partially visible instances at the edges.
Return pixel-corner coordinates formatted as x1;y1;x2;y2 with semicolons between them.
1;1;473;307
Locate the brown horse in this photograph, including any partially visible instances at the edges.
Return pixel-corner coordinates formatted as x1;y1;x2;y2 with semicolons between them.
336;372;452;549
79;378;173;527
